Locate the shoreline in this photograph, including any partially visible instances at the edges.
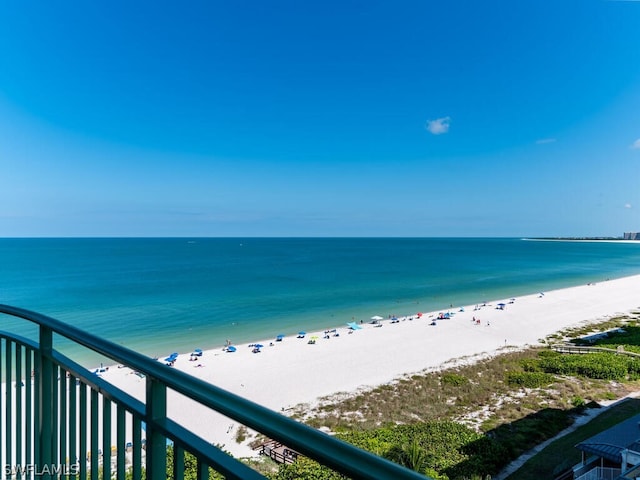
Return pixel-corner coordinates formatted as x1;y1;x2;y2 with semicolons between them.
74;269;640;368
92;274;640;458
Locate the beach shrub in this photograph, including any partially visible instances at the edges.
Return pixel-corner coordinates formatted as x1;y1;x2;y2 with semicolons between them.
626;358;640;379
385;439;431;473
519;358;541;372
336;421;504;479
538;352;632;380
538;355;574;376
505;372;555;389
577;356;627;380
268;457;346;480
442;373;469;387
571;396;586;409
536;349;559;358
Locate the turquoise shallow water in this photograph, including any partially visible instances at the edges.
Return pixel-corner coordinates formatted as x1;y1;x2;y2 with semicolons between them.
1;238;640;366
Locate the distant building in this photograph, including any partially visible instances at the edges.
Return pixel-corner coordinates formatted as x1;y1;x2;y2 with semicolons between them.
623;232;640;240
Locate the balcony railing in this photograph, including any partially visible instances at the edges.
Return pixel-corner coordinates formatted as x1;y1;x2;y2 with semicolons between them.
0;304;428;479
573;466;622;480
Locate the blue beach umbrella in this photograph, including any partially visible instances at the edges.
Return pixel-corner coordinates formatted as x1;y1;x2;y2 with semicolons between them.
227;346;237;353
255;344;264;349
276;334;285;341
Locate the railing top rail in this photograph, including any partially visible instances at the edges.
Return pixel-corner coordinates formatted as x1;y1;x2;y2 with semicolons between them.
0;304;427;479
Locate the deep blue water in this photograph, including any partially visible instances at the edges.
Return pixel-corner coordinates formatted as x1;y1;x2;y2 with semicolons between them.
1;238;639;365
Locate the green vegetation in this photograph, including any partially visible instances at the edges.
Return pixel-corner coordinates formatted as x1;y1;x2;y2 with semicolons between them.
268;422;503;479
166;446;224;480
537;351;640;380
505;371;555;388
266;314;640;479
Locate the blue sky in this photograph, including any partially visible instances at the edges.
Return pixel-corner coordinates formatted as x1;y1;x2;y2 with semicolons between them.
1;1;639;237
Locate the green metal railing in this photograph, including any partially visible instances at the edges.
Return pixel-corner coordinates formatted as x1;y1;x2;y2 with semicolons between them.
0;305;428;480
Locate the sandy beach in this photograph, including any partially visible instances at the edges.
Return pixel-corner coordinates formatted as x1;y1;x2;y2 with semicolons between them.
96;274;640;458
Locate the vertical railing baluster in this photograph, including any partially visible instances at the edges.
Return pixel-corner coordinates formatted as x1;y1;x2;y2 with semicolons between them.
38;326;55;480
60;369;67;479
68;375;77;480
103;397;111;480
145;377;167;480
26;347;33;472
1;338;5;475
90;389;99;480
79;383;87;480
52;364;59;470
16;343;23;479
174;445;185;479
34;347;41;467
196;458;209;480
132;416;142;480
5;340;12;473
116;406;126;480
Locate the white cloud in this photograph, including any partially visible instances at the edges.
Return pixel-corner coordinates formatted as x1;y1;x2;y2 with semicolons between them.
426;117;451;135
625;203;632;209
631;138;640;149
536;138;556;144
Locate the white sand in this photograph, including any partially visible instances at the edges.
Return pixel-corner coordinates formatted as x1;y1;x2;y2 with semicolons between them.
97;274;640;458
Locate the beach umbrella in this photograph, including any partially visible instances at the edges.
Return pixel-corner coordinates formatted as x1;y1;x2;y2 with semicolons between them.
276;334;285;341
371;315;383;321
298;331;306;336
194;348;202;355
255;344;264;349
227;346;237;352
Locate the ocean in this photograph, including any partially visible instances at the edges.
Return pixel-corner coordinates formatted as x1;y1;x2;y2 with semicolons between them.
1;237;640;366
